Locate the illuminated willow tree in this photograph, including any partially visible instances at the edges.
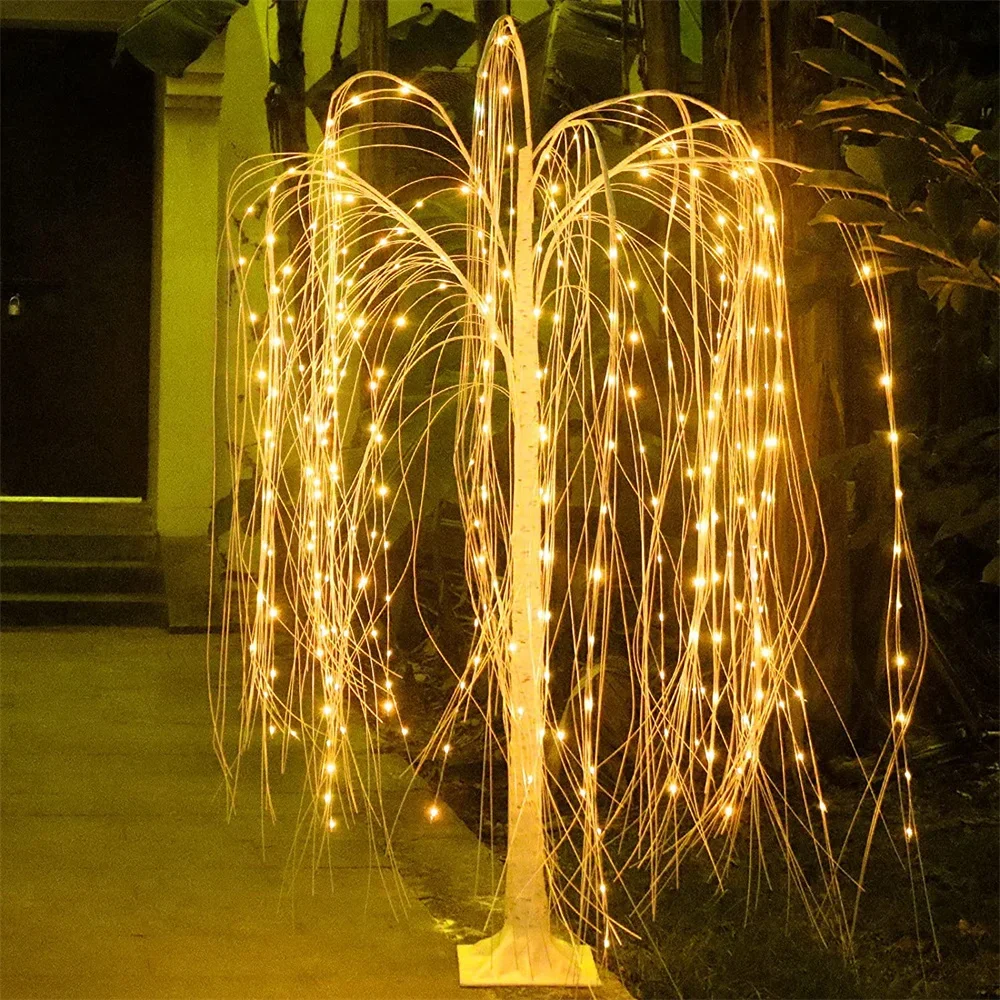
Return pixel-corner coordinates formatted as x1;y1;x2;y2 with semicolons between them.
216;17;928;988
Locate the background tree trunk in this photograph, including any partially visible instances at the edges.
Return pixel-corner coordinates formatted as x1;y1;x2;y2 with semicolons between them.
640;0;681;92
781;0;856;745
271;0;308;154
640;0;681;128
330;0;350;78
701;0;723;106
789;298;855;746
718;0;765;132
474;0;505;58
711;0;857;747
269;0;308;297
358;0;389;194
358;0;389;74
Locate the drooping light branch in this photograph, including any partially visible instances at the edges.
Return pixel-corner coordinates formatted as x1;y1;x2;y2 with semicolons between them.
214;15;929;985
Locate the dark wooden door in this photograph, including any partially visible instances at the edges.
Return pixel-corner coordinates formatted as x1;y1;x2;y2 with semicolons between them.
0;29;154;498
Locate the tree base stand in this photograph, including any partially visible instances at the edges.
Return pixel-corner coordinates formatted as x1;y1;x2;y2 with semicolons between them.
457;924;601;987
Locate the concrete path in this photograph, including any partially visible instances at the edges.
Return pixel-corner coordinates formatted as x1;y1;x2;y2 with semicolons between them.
0;628;475;1000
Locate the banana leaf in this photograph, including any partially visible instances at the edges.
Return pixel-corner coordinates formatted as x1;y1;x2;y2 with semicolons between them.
116;0;247;77
306;7;476;124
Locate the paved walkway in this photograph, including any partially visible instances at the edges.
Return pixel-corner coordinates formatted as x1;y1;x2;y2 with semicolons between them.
0;628;474;999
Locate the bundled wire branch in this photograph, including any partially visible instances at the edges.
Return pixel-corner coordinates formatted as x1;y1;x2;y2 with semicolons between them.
215;17;930;988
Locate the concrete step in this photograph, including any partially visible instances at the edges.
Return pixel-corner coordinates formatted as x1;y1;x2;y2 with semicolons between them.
0;591;168;627
0;499;154;535
0;501;167;627
0;532;159;563
1;559;163;595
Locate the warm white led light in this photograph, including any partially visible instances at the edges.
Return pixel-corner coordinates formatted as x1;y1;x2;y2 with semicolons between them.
219;17;926;983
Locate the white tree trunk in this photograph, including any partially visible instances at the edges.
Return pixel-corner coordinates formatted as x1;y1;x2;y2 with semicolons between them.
456;147;599;988
505;144;549;944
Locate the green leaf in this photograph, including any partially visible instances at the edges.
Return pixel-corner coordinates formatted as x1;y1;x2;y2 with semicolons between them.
819;103;940;149
844;138;928;207
973;126;1000;161
306;7;477;125
795;47;883;89
809;197;891;226
946;123;981;144
116;0;247;78
970;218;1000;256
807;111;939;145
934;496;1000;547
850;256;913;282
951;77;1000;128
917;262;997;294
794;168;890;201
802;86;884;116
912;484;981;527
924;179;966;240
982;556;999;586
878;69;917;94
819;12;909;76
878;219;961;264
872;96;937;129
814;440;881;482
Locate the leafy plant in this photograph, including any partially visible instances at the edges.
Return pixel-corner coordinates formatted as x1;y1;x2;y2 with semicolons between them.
305;6;477;123
116;0;248;76
792;10;999;731
793;11;999;312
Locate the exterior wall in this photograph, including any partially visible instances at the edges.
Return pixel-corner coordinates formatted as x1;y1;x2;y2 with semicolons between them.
0;0;593;626
154;39;226;538
0;1;225;625
0;0;145;28
151;39;226;626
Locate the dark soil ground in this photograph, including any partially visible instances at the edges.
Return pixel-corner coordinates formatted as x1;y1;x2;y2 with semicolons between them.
610;735;999;1000
388;653;999;1000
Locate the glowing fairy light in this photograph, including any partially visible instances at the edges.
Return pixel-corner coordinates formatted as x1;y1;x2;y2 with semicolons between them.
217;16;926;991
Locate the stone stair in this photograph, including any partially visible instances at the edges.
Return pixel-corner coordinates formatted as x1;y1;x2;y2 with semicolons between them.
0;501;167;626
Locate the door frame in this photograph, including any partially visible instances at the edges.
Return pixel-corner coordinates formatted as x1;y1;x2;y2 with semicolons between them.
1;1;224;546
1;18;155;502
